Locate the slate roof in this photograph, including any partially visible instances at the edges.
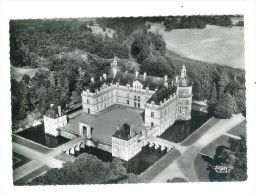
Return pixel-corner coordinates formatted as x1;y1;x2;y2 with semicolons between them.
147;86;177;105
112;123;144;141
88;71;174;92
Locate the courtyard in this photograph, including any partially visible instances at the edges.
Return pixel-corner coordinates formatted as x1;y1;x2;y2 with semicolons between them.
64;105;145;143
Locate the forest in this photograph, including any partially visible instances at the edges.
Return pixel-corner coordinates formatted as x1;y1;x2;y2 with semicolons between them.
10;16;245;131
28;153;141;185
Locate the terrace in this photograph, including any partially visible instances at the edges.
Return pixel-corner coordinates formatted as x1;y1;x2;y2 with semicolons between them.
63;106;145;143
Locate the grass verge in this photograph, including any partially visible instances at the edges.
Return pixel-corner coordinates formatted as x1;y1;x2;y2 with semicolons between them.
181;118;219;146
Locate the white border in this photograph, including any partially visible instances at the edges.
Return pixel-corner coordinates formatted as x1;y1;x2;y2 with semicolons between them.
1;1;255;195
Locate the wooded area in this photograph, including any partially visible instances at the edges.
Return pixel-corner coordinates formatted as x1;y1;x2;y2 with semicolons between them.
10;16;245;131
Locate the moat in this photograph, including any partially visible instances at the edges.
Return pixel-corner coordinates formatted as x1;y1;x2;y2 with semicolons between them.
159;110;210;143
15;109;210;174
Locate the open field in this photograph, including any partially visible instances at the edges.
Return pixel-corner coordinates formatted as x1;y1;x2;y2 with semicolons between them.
149;23;244;69
228;120;246;137
11;66;38;81
200;135;230;157
90;24;115;38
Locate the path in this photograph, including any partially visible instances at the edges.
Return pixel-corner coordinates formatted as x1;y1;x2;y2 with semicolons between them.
12;136;82;183
150;114;245;183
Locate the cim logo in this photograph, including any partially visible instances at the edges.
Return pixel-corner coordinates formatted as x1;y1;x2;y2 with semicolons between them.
212;165;232;173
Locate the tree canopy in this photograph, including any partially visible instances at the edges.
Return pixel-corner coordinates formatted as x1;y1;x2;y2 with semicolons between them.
29;153;141;185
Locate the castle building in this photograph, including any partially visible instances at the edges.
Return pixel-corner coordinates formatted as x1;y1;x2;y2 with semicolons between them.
43;104;68;136
44;58;192;161
112;123;144;161
81;58;192;161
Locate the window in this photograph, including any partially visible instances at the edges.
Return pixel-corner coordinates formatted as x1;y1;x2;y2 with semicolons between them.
151;112;154;117
134;95;137;101
151;122;154;127
138;103;140;108
116;98;119;102
126;93;129;98
138;96;140;101
134;102;137;107
87;99;89;104
183;101;186;105
127;100;129;105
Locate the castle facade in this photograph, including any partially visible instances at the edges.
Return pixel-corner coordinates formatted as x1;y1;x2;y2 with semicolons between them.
44;58;192;161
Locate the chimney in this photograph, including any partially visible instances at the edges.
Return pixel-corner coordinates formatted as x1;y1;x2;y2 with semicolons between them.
91;77;94;83
130;125;135;137
113;67;117;78
135;71;139;78
175;76;179;84
103;74;107;80
143;72;147;80
58;106;61;117
164;75;168;82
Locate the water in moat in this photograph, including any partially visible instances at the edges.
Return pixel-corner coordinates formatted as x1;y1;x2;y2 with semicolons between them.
73;144;167;175
159;110;210;143
16;124;70;148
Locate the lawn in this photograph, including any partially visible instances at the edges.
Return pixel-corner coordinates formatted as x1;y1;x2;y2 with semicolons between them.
12;135;52;154
200;135;230;157
13;152;31;169
149;22;244;69
90;24;115;38
140;148;181;183
194;153;209;182
11;66;38;81
194;134;232;182
227;120;246;137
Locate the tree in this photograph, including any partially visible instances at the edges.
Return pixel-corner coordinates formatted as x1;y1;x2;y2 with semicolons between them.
214;93;236;119
140;54;175;78
205;136;247;182
226;136;247;181
131;32;150;64
208;82;217;115
88;20;94;26
29;153;140;185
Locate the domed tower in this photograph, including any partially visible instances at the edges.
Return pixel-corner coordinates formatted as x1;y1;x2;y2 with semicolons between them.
176;65;193;120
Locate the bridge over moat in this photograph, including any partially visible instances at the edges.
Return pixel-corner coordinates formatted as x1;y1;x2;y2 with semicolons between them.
62;137;112;155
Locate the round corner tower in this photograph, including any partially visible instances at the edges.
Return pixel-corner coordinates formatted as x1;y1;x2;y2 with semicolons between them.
176;65;193;120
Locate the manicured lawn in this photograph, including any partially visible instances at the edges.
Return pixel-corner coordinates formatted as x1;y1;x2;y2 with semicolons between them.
13;152;31;169
149;23;244;69
181;118;219;146
201;135;230;157
140;148;181;183
12;135;52;154
194;134;233;182
227;120;246;137
194;153;209;182
14;165;50;186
